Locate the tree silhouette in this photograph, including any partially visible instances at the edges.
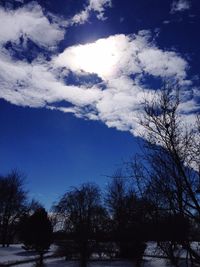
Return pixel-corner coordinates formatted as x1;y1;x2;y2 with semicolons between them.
0;170;27;247
53;183;107;267
106;172;146;264
132;85;200;265
19;208;53;266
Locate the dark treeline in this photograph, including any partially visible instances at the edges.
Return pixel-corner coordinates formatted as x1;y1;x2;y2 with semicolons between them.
0;170;53;266
51;177;191;267
0;86;199;267
0;170;195;267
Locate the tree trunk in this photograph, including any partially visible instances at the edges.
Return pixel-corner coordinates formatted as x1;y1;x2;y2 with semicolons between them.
80;241;88;267
39;252;44;266
80;257;87;267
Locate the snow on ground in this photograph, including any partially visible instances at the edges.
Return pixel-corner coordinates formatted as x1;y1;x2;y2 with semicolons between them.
14;258;167;267
0;246;168;267
1;242;200;267
0;244;56;265
0;244;168;267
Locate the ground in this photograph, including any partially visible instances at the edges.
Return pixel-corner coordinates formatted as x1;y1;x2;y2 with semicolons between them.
1;243;198;267
14;258;167;267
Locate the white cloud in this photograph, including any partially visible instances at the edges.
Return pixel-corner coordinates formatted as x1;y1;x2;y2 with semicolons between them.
171;0;190;13
70;0;112;25
138;49;187;79
88;0;112;19
55;32;186;132
0;50;102;108
54;34;129;79
0;2;65;48
54;32;187;81
0;3;198;138
70;9;90;25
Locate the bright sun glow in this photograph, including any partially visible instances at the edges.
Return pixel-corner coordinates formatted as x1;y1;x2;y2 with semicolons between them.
72;39;120;78
56;36;124;79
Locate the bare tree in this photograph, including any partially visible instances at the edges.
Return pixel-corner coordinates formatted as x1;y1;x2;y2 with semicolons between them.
53;183;107;267
106;171;147;264
132;85;200;265
106;171;129;234
141;86;200;219
0;170;27;246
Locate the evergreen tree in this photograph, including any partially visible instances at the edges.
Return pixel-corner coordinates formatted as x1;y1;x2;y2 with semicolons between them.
20;208;53;266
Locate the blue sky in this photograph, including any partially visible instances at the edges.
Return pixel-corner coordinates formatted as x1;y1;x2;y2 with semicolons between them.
0;0;199;209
